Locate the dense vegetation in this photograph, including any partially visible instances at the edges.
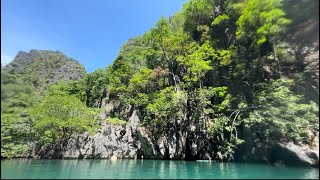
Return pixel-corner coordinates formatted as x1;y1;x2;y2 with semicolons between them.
1;0;319;161
1;50;92;158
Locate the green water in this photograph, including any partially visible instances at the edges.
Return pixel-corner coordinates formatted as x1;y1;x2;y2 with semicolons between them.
1;159;319;179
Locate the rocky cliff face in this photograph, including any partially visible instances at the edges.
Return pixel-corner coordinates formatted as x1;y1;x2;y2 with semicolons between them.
31;99;319;167
61;109;149;159
32;108;162;159
32;105;156;158
283;0;319;103
271;142;319;167
31;99;214;161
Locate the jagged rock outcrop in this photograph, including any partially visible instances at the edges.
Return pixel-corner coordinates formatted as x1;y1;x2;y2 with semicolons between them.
32;100;215;161
235;141;319;167
235;126;319;167
58;108;188;159
58;109;148;159
271;142;319;167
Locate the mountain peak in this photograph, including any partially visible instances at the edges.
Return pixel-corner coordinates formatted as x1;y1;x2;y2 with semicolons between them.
2;49;86;90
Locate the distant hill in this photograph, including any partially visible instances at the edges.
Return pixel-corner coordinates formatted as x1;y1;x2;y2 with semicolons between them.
1;50;87;158
2;50;86;92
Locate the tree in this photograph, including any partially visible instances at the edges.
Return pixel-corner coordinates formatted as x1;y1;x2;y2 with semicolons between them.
182;0;215;41
237;0;291;46
1;71;36;158
178;41;214;88
244;79;319;145
236;0;291;77
129;67;153;93
29;95;97;145
1;113;32;158
147;17;192;91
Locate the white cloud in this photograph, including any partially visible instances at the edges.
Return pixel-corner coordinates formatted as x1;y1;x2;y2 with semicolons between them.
1;53;13;66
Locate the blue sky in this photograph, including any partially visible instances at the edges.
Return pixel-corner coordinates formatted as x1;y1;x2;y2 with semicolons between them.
1;0;188;73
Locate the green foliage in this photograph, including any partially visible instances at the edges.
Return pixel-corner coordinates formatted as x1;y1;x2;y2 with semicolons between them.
208;114;244;161
147;17;191;70
209;116;230;134
106;117;127;125
182;0;215;39
1;0;316;162
217;49;232;66
1;143;29;158
81;68;109;106
1;71;19;84
1;52;87;156
132;93;150;107
1;71;36;157
236;0;291;46
29;95;97;145
61;0;313;162
211;14;230;26
244;79;319;145
145;87;176;122
178;41;214;87
1;113;32;158
144;87;186;129
129;67;153;93
46;80;71;96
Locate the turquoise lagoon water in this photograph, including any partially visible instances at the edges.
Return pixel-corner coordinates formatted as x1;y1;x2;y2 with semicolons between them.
1;159;319;179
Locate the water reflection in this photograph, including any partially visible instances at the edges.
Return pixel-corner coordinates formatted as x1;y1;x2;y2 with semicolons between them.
1;159;319;179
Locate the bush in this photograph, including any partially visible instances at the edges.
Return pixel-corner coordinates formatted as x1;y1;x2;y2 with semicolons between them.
244;79;319;145
29;95;97;145
106;117;127;125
